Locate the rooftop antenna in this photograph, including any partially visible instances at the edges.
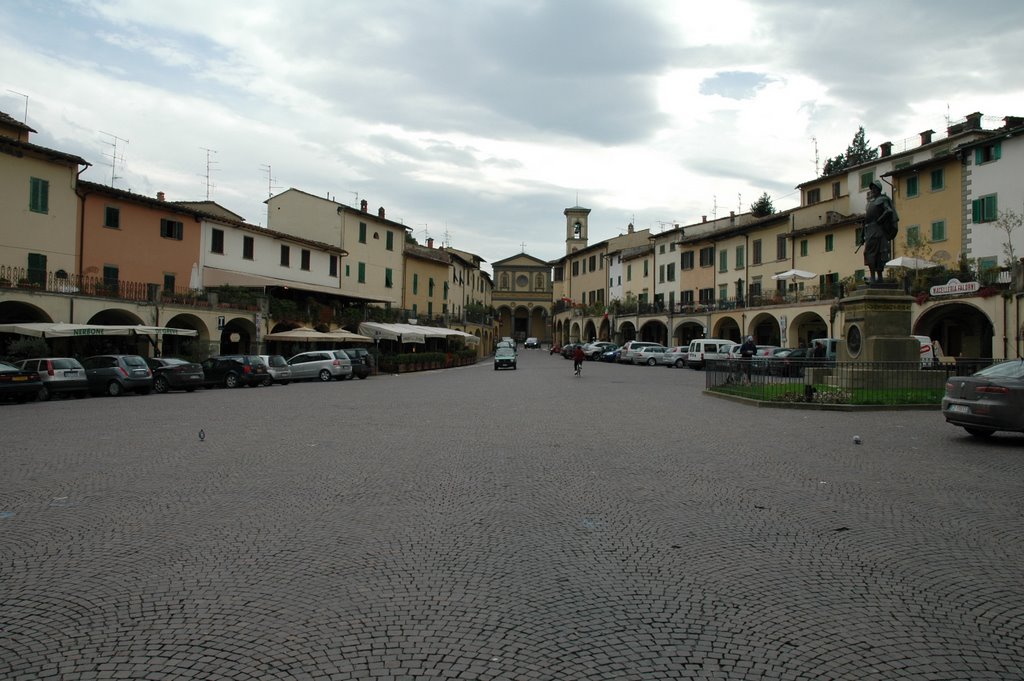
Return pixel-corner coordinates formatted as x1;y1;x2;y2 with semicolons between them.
260;164;282;226
348;191;358;205
199;147;218;200
712;195;718;221
738;193;742;215
443;223;452;248
6;90;28;124
812;136;819;175
419;223;429;242
99;131;129;187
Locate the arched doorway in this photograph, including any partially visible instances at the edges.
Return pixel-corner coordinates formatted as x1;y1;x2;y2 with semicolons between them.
85;308;147;355
618;321;637;344
672;321;705;346
162;313;211;360
787;311;828;348
713;316;741;342
748;312;781;346
915;302;994;358
220;317;258;354
639;320;667;345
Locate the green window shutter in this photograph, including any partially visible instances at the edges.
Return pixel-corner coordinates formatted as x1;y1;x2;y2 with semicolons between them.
27;253;47;286
975;148;983;165
985;195;998;221
972;199;981;223
386;231;394;250
29;177;49;213
385;268;393;288
994;142;1002;161
358;262;366;283
413;273;418;294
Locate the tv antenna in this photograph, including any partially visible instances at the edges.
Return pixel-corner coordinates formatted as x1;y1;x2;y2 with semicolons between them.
738;193;742;215
99;131;129;187
260;164;282;226
6;90;28;124
812;136;819;175
443;224;452;248
419;223;430;242
712;195;718;221
199;147;218;200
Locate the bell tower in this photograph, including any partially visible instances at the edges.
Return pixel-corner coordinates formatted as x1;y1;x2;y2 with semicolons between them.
564;205;590;254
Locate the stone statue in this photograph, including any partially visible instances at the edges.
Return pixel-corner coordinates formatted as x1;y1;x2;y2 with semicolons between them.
859;179;899;284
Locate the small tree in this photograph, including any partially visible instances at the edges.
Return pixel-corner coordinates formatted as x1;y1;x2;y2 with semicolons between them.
749;192;775;217
993;207;1022;267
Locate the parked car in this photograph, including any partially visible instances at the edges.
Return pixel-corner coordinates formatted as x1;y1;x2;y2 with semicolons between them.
583;341;617;360
83;354;153;396
942;359;1024;437
258;355;292;386
342;347;374;372
524;337;540;349
600;348;622;362
752;345;783;373
632;345;668;365
146;357;204;393
768;347;812;377
561;342;582;359
619;341;660;364
494;346;517;370
658;346;689;368
0;361;42;403
200;355;269;388
17;357;88;400
686;339;733;369
340;349;371;379
287;350;352;381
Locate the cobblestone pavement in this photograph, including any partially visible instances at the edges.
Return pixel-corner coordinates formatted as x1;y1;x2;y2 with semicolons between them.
1;350;1022;680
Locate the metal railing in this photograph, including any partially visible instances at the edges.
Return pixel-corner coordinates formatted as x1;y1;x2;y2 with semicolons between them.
704;358;996;406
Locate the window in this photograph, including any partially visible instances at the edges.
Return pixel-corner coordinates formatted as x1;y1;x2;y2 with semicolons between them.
589;255;597;271
160;218;184;240
860;171;874;190
581;259;586;274
750;278;762;298
280;245;290;266
300;249;310;271
643;260;649;278
681;290;694;305
103;265;119;291
825;234;834;252
975;142;1001;165
358;262;366;283
931;220;946;242
658;264;665;284
429;277;435;296
211;228;224;254
930;168;944;191
855;227;864;245
163;274;175;292
906;176;919;198
719;250;728;273
832;181;841;199
329;255;338;277
807;187;821;205
385;268;393;288
698;288;714;304
972;195;998;223
243;236;254;260
906;225;921;246
800;240;808;257
719;284;728;302
104;206;120;229
443;281;449;300
29;177;49;213
27;253;46;286
626;264;632;282
659;244;666;255
735;245;745;269
359;222;367;243
681;251;695;270
572;261;579;276
666;263;676;282
776;235;787;260
752;239;762;265
386;231;394;250
413;273;419;294
699;246;715;267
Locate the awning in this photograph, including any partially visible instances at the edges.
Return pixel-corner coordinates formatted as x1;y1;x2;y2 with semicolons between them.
264;326;371;343
358;322;479;345
203;267;393;303
0;323;198;338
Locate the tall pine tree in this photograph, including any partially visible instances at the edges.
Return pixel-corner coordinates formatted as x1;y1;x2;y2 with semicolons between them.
749;192;775;217
822;126;878;176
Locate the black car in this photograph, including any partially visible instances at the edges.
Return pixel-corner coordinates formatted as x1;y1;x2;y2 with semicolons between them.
82;355;153;396
146;357;205;393
200;355;269;388
942;359;1024;437
0;361;42;403
340;349;371;379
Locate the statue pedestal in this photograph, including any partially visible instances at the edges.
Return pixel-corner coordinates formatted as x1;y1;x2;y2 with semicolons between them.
836;285;918;362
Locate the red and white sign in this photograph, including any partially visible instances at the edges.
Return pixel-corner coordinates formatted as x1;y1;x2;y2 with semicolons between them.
930;278;980;296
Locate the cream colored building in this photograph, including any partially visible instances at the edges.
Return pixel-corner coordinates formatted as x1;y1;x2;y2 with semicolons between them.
267;189;409;307
492;252;552;343
402;242;451;322
0;111;88;282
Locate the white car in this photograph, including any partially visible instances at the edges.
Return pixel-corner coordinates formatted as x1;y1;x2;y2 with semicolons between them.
619;341;660;364
658;346;689;368
632;345;668;365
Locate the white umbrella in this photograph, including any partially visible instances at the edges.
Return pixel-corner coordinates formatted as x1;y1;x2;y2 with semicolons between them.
885;256;938;270
771;269;817;281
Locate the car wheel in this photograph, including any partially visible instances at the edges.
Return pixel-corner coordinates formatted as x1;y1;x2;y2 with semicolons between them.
107;381;124;397
675;359;685;368
964;426;995;438
154;376;169;393
37;385;51;401
318;369;332;382
647;358;657;366
224;373;240;389
262;376;272;387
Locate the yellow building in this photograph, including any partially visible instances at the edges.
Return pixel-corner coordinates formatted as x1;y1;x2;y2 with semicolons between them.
492;252;552;343
402;242;451;322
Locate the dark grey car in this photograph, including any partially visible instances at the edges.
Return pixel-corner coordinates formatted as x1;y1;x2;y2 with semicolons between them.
82;354;154;396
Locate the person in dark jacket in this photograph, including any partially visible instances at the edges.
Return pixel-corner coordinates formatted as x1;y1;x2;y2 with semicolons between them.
739;335;757;382
572;345;585;376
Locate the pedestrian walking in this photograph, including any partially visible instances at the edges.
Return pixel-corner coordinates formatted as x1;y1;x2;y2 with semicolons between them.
740;335;756;383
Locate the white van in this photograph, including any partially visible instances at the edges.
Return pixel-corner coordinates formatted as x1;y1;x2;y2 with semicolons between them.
913;335;937;367
686;339;734;369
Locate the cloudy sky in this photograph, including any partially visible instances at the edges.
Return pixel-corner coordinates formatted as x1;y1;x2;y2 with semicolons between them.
3;0;1022;269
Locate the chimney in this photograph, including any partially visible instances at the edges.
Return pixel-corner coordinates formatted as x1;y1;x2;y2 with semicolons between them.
702;216;707;223
627;222;634;234
378;206;385;219
1003;116;1024;130
157;192;165;201
920;129;934;145
360;199;368;212
965;112;983;130
427;237;434;248
879;142;892;157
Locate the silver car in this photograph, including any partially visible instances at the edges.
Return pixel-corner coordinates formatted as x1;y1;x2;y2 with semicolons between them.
287;350;353;381
258;355;292;386
17;357;89;400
